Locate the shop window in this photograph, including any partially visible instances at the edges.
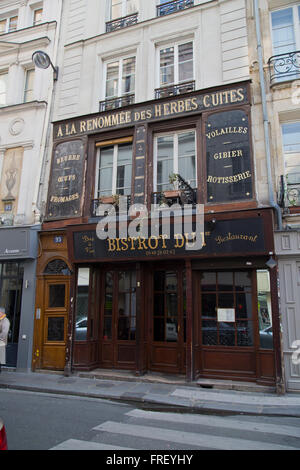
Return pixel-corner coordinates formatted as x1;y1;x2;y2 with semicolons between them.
0;71;8;106
103;272;113;340
154;130;196;192
269;5;300;83
75;268;90;341
200;271;254;347
24;69;35;103
101;56;136;111
95;141;133;198
281;122;300;206
257;270;273;349
0;15;18;34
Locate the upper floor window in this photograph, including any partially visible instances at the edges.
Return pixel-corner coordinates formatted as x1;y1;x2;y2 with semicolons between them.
157;0;194;17
110;0;138;19
271;5;300;55
24;69;35;102
0;72;8;106
154;130;196;192
281;122;300;206
101;56;136;111
96;141;133;198
0;15;18;34
33;8;43;25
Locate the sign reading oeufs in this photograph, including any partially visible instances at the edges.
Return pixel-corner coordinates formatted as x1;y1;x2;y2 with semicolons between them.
46;139;85;220
206;109;253;203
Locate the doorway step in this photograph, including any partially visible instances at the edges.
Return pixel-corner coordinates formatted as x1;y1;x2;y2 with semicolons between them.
196;378;275;393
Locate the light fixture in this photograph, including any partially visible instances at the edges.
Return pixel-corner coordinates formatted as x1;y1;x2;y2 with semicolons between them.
266;252;277;269
32;50;59;80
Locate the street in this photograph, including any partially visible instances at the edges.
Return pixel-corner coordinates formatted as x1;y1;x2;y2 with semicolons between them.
0;388;300;451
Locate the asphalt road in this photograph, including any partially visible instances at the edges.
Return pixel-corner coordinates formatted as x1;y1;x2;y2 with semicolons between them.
1;388;300;452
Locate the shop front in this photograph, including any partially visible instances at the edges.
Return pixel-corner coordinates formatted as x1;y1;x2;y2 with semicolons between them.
66;209;280;386
37;80;283;387
0;225;40;370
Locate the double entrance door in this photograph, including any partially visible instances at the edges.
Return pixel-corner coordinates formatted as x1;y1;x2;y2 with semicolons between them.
98;264;187;374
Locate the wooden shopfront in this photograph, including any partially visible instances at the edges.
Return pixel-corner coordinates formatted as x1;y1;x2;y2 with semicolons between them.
35;80;282;386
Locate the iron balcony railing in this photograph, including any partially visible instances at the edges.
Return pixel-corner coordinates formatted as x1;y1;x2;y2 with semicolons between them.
106;12;138;33
91;195;132;218
99;94;135;112
155;80;195;99
278;174;300;209
268;50;300;85
157;0;194;17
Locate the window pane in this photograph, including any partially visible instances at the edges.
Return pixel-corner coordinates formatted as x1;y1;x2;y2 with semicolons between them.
282;122;300;153
201;272;216;291
157;135;174;190
154;317;164;341
202;320;217;345
154;293;164;316
0;73;7;106
236;292;252;319
106;62;119;98
178;132;196;186
271;8;295;54
98;147;114;196
111;0;123;19
49;284;65;308
202;293;217;318
166;318;178;342
237;321;253;347
0;20;6;33
117;144;132;195
218;293;234;309
257;270;273;349
33;8;43;25
8;16;18;32
127;0;138;15
47;317;64;342
75;268;90;341
122;57;135;95
178;42;193;82
160;47;174;86
235;271;252;291
24;69;35;102
219;322;235;346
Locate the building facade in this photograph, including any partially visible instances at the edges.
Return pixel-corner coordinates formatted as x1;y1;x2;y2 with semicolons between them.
0;0;62;370
31;0;286;391
246;0;300;391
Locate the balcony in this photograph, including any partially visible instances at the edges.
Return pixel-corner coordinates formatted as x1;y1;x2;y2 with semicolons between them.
106;13;138;33
278;174;300;209
99;94;135;112
268;51;300;85
91;195;132;218
152;174;197;207
155;80;195;99
157;0;194;17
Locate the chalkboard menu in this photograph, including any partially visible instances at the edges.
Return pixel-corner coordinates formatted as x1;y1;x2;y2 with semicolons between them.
206;110;253;203
46;139;86;220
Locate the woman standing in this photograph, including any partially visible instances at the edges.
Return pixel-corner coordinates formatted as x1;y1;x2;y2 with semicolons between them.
0;308;10;373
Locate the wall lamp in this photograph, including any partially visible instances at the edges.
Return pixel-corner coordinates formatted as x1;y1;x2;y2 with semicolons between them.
266;252;277;269
32;50;59;81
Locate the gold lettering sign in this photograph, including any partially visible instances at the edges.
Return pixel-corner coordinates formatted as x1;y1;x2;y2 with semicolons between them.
54;86;248;139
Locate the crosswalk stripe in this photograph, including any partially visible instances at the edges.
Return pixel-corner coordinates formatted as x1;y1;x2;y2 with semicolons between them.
126;409;300;439
50;439;135;451
93;421;298;450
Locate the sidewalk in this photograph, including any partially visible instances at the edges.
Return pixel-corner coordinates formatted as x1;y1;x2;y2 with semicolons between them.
0;369;300;417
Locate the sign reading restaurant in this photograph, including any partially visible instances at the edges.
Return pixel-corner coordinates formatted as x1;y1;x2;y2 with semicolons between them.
53;83;249;140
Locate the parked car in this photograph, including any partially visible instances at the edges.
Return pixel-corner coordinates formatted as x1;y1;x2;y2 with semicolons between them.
0;418;8;450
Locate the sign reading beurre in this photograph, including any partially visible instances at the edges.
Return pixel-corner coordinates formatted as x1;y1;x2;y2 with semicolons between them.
46;139;86;220
206;110;253;203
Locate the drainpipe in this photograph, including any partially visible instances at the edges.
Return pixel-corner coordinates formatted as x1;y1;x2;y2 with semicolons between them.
253;0;283;230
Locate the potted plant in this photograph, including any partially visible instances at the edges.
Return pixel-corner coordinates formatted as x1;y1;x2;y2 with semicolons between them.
100;194;120;205
163;173;181;198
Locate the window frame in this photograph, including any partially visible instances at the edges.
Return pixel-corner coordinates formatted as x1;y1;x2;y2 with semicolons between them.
156;40;194;89
95;138;134;198
103;55;136;101
281;121;300;205
33;7;43;26
153;128;197;192
0;71;8;106
0;15;18;34
23;68;35;103
110;0;138;20
270;4;300;54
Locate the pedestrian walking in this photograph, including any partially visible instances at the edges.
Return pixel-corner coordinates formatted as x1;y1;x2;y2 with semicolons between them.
0;308;10;373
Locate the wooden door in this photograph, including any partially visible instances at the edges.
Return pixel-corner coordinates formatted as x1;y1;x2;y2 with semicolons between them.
149;268;186;374
100;269;137;369
194;270;259;381
41;277;70;370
